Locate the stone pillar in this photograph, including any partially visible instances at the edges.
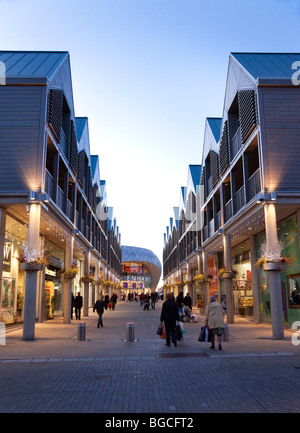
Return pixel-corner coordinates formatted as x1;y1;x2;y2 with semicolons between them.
0;208;7;307
63;235;73;324
223;234;234;324
264;203;284;340
202;250;210;310
23;203;41;340
83;251;90;317
250;235;260;323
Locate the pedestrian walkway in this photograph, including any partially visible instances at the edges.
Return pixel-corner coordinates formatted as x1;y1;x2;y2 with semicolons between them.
0;301;300;413
1;300;299;361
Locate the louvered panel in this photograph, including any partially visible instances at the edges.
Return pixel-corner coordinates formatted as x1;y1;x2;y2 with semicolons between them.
210;150;219;187
219;121;229;175
87;166;93;204
47;89;63;142
201;167;207;201
69;120;78;174
77;150;85;187
238;90;257;143
217;251;224;269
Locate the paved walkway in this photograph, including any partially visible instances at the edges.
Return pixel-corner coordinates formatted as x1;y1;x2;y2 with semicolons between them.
0;300;300;413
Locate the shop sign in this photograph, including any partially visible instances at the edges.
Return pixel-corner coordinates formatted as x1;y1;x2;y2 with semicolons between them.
3;241;12;272
45;267;57;277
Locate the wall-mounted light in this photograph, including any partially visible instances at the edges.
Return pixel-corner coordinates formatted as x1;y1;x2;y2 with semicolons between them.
28;191;36;201
72;229;80;236
256;191;277;204
218;228;225;235
43;193;49;203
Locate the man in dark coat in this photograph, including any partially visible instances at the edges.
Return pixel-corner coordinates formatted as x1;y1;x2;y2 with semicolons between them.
93;297;105;328
183;292;192;310
160;293;180;347
74;292;83;320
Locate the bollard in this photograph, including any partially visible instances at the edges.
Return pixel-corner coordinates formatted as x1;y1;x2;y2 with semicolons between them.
223;323;229;342
126;322;135;342
78;322;86;341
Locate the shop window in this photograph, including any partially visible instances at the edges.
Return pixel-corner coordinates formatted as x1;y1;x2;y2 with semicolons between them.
288;274;300;308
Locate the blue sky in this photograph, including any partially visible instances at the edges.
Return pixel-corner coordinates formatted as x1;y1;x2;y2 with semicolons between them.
1;0;300;274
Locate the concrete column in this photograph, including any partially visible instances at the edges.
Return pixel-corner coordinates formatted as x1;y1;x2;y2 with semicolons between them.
202;251;210;310
63;235;73;324
250;235;260;323
264;202;284;340
23;203;41;340
0;208;7;307
223;234;234;324
83;251;90;317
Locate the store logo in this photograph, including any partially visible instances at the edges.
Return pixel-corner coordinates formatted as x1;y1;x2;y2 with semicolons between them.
291;61;300;86
291;321;300;346
0;322;6;346
0;62;5;86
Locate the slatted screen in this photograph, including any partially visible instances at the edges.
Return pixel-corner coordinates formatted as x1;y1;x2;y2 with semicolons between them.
238;90;257;143
47;89;63;142
69;120;78;175
210;150;219;187
219;120;230;176
77;150;85;187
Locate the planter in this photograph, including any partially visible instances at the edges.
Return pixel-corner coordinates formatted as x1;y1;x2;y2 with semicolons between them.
204;277;213;283
81;278;93;284
63;273;77;280
262;262;281;272
20;262;43;272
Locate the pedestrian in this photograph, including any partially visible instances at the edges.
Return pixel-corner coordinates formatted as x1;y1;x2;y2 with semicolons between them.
104;294;109;310
71;292;74;319
176;291;184;310
151;292;157;309
205;295;225;350
93;297;105;328
183;292;192;310
143;299;150;310
111;293;117;311
160;293;180;347
74;292;83;320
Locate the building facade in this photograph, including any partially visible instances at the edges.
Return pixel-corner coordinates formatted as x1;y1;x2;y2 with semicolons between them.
121;246;161;295
0;51;122;339
163;53;300;339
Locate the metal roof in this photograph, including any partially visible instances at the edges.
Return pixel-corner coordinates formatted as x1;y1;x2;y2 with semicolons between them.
121;246;161;271
232;52;300;80
207;118;222;142
0;51;68;79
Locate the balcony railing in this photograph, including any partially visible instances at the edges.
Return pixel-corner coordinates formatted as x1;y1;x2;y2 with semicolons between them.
233;185;245;214
247;168;261;201
224;199;232;223
45;170;56;201
230;127;242;160
215;210;221;231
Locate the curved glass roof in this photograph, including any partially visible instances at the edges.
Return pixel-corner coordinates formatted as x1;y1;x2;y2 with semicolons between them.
121;245;161;271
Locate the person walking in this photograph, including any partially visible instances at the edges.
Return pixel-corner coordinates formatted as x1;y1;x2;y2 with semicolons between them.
71;292;74;319
183;292;192;310
111;293;117;311
160;293;180;347
93;297;105;328
74;292;83;320
205;295;225;350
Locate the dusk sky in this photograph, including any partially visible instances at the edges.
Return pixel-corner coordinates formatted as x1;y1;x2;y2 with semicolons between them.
1;0;300;275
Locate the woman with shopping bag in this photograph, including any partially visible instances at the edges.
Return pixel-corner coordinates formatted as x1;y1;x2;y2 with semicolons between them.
204;295;225;350
160;293;180;346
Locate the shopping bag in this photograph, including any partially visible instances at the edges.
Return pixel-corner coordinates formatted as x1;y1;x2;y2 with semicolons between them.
198;326;211;342
176;324;182;341
157;323;163;336
160;324;166;339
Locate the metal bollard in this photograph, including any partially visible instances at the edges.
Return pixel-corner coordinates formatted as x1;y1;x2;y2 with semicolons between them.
78;323;86;341
223;323;229;342
126;322;135;342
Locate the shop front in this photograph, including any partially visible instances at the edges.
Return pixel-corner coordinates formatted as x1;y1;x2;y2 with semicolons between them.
256;214;300;327
231;240;253;316
121;262;152;296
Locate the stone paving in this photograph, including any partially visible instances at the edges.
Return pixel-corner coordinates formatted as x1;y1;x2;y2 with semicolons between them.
0;300;300;414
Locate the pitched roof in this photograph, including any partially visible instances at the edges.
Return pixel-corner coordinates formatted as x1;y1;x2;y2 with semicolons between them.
232;52;300;80
0;51;68;79
207;118;222;142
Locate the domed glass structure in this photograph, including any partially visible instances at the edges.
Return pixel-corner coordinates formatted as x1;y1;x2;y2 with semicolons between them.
121;246;161;292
